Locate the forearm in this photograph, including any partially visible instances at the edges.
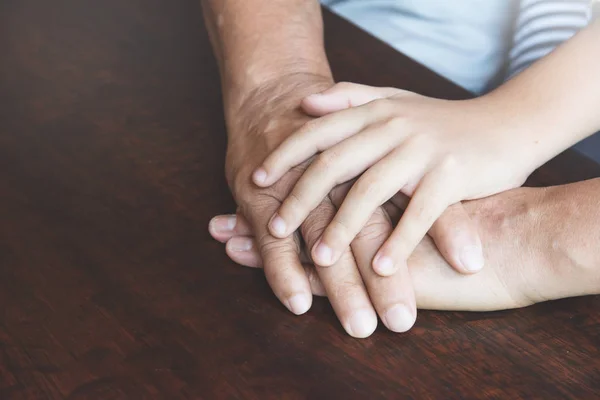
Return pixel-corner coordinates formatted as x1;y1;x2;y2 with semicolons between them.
201;0;333;115
486;20;600;172
540;178;600;298
410;180;600;311
476;179;600;304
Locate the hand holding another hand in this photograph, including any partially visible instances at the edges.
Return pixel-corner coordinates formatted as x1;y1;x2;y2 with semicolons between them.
253;82;532;277
224;75;421;337
213;182;600;313
219;76;491;337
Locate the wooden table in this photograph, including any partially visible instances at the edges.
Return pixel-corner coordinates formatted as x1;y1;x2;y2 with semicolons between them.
2;1;599;398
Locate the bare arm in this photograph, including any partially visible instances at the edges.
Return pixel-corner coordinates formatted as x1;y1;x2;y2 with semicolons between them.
201;1;413;337
201;0;333;115
211;178;600;310
490;20;600;172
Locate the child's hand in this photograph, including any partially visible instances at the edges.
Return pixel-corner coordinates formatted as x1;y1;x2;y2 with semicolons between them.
252;83;531;276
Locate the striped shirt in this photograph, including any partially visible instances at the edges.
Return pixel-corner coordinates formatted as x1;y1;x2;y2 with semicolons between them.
508;0;591;79
322;0;592;93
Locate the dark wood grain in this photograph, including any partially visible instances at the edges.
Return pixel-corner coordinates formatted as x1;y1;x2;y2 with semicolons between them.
1;1;599;399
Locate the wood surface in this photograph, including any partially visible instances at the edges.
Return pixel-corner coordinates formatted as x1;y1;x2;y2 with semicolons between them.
1;1;599;398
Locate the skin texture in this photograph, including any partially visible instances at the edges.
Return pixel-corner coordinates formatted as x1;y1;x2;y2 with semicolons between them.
201;0;481;337
211;180;600;312
252;20;600;280
254;83;517;277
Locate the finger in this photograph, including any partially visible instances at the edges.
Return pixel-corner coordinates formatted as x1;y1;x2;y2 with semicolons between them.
225;236;326;296
253;99;393;187
269;124;409;239
301;82;404;116
313;147;426;267
225;233;313;268
408;232;517;311
352;207;417;332
330;187;417;331
301;201;378;338
388;192;484;273
389;191;410;210
209;213;253;243
247;201;313;316
226;236;263;268
428;203;484;274
328;181;353;207
382;202;402;226
301;263;327;297
373;167;459;276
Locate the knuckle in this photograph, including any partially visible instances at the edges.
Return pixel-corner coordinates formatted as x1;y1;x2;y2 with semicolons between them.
299;203;336;248
280;190;306;218
324;219;354;246
288;160;311;180
315;149;339;171
438;154;460;173
330;275;363;300
264;149;286;170
381;116;408;132
234;185;260;207
300;118;320;135
370;98;393;112
258;234;300;263
244;191;277;210
403;133;430;152
355;210;392;242
353;176;384;200
300;219;328;249
335;81;354;90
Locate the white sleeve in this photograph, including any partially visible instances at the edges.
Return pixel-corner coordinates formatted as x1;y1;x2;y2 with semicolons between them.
507;0;592;79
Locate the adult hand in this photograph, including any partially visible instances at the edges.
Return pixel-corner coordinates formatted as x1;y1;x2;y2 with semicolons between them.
224;74;418;337
212;182;600;311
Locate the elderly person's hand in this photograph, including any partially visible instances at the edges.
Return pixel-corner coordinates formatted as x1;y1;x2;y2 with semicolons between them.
212;180;600;312
219;74;483;337
252;82;532;278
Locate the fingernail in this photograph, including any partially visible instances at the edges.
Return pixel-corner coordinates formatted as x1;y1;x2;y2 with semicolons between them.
228;237;253;252
270;215;287;236
385;304;416;333
253;168;267;185
373;254;395;276
210;215;236;233
314;241;333;265
287;294;311;315
347;309;377;338
460;245;485;272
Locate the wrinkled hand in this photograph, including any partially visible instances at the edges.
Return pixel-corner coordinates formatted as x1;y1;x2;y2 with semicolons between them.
252;82;531;277
223;75;421;337
212;184;585;312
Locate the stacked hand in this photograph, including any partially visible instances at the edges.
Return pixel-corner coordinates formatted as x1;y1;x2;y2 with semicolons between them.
218;76;494;337
211;184;578;312
252;82;532;277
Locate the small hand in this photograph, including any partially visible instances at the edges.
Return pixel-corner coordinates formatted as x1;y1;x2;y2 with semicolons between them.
252;82;531;277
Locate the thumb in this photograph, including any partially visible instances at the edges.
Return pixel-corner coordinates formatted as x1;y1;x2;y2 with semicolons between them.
302;82;402;117
428;203;485;275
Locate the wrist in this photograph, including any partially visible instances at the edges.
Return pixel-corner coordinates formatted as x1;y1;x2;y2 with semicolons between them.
472;183;600;307
469;93;546;180
468;187;551;306
538;181;600;298
480;78;580;175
